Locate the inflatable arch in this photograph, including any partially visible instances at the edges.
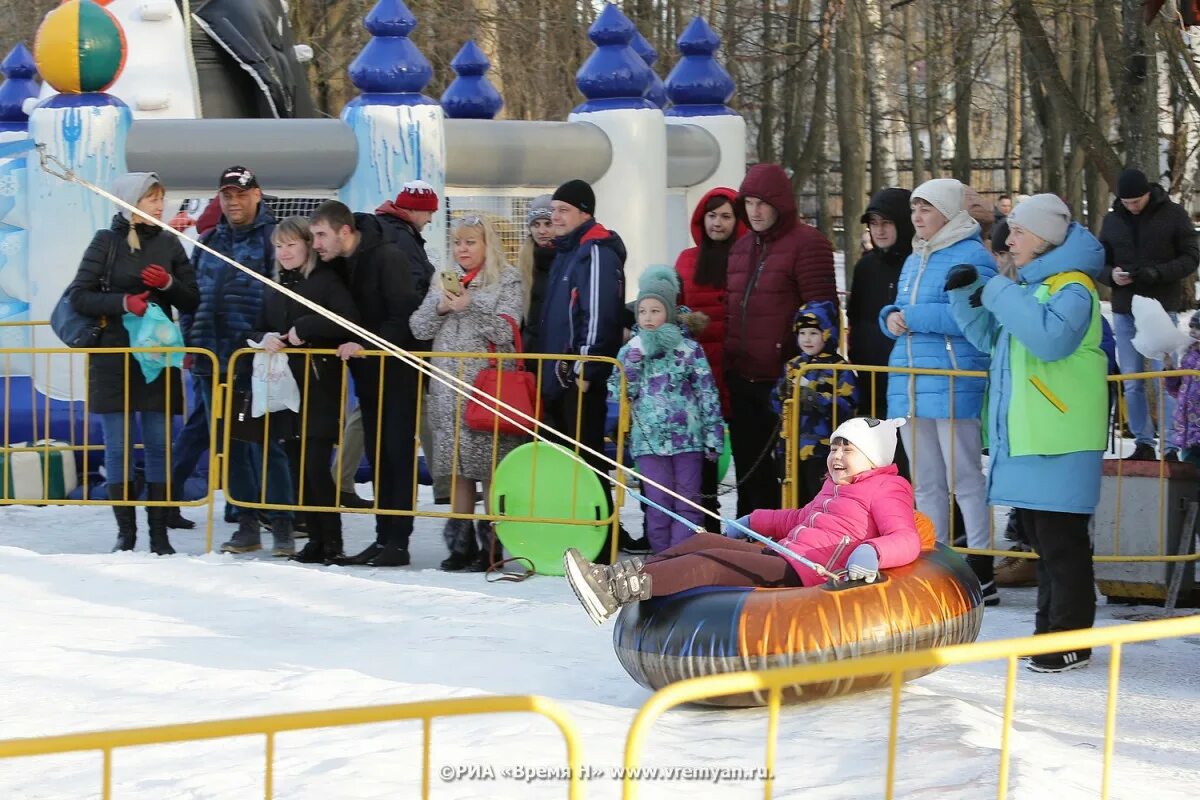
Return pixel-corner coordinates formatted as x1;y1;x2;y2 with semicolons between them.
0;0;746;403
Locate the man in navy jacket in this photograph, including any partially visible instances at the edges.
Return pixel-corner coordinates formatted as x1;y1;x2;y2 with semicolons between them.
538;180;628;560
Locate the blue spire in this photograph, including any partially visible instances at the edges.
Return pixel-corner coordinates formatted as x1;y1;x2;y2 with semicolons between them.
630;31;667;109
574;3;654;113
347;0;437;107
0;44;38;133
440;40;503;119
665;17;737;117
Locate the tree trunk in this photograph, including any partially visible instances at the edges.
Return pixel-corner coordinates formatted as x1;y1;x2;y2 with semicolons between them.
836;0;866;272
757;2;777;162
1063;11;1091;213
903;4;925;186
924;2;943;177
951;0;973;184
864;0;896;191
793;0;836;192
1005;36;1020;194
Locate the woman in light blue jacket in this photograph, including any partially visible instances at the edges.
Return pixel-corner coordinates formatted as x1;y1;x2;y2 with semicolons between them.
877;179;997;600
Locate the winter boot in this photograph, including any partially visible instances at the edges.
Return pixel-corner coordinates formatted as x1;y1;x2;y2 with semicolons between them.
563;548;652;625
465;520;496;572
291;516;329;564
995;546;1039;588
146;484;175;556
221;513;263;553
340;540;383;565
166;508;196;530
439;518;477;571
967;554;999;607
270;517;296;557
368;533;411;567
108;483;137;552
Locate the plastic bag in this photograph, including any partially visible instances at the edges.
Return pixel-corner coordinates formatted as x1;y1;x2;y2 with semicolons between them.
1131;295;1190;361
248;337;301;417
121;304;184;384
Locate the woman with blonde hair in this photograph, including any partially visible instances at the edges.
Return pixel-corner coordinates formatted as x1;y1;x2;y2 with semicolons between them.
249;216;360;563
410;214;526;571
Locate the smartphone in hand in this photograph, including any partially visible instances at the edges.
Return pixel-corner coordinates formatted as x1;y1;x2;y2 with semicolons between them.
440;270;464;296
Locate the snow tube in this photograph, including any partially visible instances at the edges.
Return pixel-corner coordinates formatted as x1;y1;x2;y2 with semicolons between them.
612;540;984;707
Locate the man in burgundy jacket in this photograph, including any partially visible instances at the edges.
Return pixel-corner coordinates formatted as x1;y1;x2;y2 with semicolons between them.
724;163;838;516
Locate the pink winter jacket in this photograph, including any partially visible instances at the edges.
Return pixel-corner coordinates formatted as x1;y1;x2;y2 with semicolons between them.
748;465;921;586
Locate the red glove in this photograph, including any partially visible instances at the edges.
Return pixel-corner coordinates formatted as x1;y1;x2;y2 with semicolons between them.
182;354;195;371
124;291;150;317
141;264;172;289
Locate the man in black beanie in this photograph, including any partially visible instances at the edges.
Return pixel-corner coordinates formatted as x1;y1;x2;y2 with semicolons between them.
1099;168;1200;461
538;178;636;560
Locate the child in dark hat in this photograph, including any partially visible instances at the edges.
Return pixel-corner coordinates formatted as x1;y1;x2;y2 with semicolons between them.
774;300;857;508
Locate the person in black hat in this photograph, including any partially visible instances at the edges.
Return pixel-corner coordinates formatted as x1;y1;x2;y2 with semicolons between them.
180;164;298;556
538;179;641;559
1099;168;1200;461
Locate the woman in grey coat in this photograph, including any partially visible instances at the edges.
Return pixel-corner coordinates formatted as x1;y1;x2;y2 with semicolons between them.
410;215;526;571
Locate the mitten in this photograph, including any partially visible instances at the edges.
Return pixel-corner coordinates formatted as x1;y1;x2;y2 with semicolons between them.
141;264;172;289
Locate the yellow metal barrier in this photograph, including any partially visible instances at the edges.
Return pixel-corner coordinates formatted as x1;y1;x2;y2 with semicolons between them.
0;695;584;800
781;362;1200;570
222;348;629;563
1;347;220;544
621;613;1200;800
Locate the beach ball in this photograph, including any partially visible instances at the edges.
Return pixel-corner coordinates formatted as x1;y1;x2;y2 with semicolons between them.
34;0;127;94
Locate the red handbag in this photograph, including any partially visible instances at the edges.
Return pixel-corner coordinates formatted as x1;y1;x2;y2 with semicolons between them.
465;314;539;436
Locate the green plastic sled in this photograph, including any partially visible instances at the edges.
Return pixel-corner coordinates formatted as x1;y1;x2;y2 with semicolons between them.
490;441;609;576
717;430;732;483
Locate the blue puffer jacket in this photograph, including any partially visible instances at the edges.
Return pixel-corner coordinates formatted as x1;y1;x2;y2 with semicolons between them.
878;212;996;419
949;223;1105;514
181;204;276;376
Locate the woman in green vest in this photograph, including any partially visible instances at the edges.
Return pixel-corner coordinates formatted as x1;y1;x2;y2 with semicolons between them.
944;194;1107;674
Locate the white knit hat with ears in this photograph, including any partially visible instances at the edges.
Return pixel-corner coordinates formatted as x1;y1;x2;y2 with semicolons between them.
911;178;967;223
830;417;907;468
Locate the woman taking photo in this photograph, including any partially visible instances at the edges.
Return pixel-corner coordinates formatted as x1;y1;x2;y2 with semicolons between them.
68;172;199;555
410;215;525;572
250;216;360;564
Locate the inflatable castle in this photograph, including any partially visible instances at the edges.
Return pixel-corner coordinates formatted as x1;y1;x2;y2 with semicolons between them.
0;0;746;401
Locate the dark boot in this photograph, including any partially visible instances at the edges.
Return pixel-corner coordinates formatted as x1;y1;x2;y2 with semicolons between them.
466;521;496;572
291;516;329;564
439;518;477;571
146;484;175;556
221;513;263;553
968;554;999;607
271;517;296;557
166;508;195;530
108;483;137;552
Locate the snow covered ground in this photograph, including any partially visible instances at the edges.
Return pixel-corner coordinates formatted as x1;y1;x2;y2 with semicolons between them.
2;485;1199;799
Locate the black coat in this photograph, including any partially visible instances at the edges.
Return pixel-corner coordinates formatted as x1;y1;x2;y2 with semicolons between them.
250;265;360;441
1098;185;1200;313
523;244;556;352
329;214;421;350
375;212;435;299
67;216;200;414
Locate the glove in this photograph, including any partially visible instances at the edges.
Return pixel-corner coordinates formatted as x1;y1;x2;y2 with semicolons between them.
554;359;577;389
943;264;978;292
141;264;172;290
968;285;985;308
845;543;880;583
798;386;823;414
1134;266;1161;286
724;515;752;539
124;291;150;317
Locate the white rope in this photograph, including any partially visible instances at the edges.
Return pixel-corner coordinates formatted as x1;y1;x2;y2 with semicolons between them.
35;149;754;541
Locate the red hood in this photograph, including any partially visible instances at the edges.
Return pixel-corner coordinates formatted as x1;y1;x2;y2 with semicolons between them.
195;196;222;236
736;163;798;239
690;186;750;246
375;199;407;220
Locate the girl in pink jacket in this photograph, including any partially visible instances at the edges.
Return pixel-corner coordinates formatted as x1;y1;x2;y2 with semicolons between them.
565;417;923;624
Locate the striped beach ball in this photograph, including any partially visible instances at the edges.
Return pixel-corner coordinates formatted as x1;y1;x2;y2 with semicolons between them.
34;0;127;94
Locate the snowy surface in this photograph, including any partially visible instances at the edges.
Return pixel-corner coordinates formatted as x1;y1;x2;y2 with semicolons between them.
2;485;1199;799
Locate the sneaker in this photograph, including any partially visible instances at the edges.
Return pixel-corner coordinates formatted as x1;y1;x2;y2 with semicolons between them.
563;548;620;625
1124;443;1157;461
979;579;1000;607
1027;649;1091;673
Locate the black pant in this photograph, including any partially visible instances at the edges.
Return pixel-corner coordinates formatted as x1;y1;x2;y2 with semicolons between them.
699;457;721;533
1017;509;1096;635
544;383;615;560
353;360;418;548
726;373;781;517
290;436;340;535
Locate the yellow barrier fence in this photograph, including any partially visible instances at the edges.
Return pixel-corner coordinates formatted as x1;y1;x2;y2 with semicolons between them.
221;348;629;563
621;613;1200;800
0;695;584;800
781;363;1200;574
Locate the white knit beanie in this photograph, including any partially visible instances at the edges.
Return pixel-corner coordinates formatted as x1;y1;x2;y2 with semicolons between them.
830;417;906;468
1007;193;1071;247
911;178;966;223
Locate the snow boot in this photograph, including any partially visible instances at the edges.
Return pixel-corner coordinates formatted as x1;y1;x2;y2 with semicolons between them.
270;517;296;557
291;516;331;564
439;518;478;571
165;507;195;530
968;554;999;607
563;548;652;625
221;513;263;553
465;520;496;572
108;483;137;552
146;484;175;556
